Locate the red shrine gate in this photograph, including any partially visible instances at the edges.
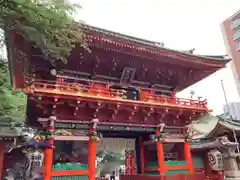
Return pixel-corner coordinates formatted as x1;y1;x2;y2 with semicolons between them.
36;116;205;180
6;24;230;180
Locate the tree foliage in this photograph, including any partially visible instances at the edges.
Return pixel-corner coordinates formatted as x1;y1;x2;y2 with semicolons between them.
97;151;125;165
0;59;26;121
0;0;86;120
0;0;86;65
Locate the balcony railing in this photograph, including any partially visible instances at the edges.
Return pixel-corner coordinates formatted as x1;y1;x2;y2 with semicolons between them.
24;78;208;110
120;173;205;180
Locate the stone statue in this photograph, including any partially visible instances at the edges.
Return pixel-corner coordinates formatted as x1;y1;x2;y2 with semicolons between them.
24;149;44;179
5;163;25;180
4;125;47;180
4;149;44;180
208;136;240;180
208;149;224;171
192;135;240;180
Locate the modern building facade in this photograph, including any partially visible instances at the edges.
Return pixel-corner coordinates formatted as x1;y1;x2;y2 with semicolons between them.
221;10;240;97
223;102;240;120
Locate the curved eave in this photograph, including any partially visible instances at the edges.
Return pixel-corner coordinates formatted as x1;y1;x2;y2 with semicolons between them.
83;24;230;64
191;118;240;150
0;133;20;137
190;116;240;150
0;128;21;137
194;116;240;139
224;9;240;21
198;55;230;60
191;139;218;150
205;118;240;138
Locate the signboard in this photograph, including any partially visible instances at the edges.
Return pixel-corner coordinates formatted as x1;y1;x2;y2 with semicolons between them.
55;122;181;133
55;123;156;132
97;125;155;132
55;123;89;129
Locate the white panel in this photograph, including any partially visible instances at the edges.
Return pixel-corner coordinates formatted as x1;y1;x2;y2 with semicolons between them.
97;138;135;152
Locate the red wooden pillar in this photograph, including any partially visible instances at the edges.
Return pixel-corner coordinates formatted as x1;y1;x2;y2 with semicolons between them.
184;142;194;174
125;150;131;175
88;119;97;180
44;116;55;180
44;147;53;180
156;128;165;176
0;144;4;180
139;136;145;174
131;150;137;175
88;140;97;180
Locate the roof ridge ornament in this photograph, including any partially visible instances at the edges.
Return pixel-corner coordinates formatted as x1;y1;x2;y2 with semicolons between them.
182;48;195;54
153;42;164;47
189;48;195;54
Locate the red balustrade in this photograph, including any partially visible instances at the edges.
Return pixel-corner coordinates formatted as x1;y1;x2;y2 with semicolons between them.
120;173;205;180
24;78;208;110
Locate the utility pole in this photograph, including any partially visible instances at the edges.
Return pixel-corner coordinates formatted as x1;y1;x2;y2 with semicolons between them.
221;80;231;114
220;80;240;155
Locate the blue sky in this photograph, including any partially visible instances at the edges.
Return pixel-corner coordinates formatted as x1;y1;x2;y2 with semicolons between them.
69;0;240;114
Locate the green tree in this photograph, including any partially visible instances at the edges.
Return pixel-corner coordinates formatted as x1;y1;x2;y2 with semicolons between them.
0;59;26;121
97;151;125;166
0;0;86;65
97;151;125;176
0;0;86;121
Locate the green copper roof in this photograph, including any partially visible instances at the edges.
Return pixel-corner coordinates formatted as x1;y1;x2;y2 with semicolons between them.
0;117;24;137
192;113;240;139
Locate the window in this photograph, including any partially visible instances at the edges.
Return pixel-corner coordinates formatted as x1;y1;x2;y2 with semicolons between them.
236;42;240;51
232;18;240;30
233;30;240;40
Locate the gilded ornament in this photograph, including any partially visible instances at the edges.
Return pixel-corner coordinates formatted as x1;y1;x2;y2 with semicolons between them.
90;131;102;142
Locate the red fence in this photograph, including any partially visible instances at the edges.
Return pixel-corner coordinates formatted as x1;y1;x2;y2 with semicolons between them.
120;173;205;180
24;78;208;110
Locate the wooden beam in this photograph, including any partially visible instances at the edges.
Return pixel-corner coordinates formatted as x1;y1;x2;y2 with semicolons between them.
143;138;185;145
145;165;189;172
53;135;89;141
